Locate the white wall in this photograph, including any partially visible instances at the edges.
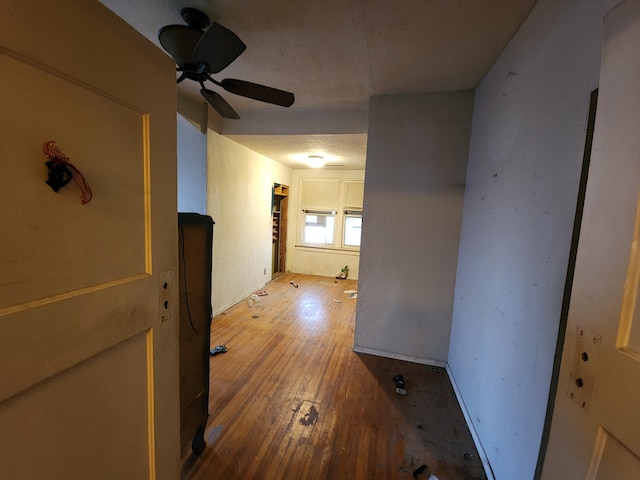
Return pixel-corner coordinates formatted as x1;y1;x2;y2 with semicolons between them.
206;131;292;314
287;169;365;279
177;114;207;214
354;92;473;364
448;0;606;478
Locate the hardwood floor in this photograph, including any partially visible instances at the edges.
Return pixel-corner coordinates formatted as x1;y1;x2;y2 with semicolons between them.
181;273;486;480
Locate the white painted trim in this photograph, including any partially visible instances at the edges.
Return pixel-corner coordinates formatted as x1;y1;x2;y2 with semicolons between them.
446;365;495;480
352;345;495;479
212;282;269;317
351;345;447;368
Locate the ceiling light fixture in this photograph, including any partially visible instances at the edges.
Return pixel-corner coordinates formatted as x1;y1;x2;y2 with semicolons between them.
307;155;325;168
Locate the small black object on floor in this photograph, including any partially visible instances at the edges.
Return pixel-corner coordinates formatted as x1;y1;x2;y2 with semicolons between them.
393;374;407;396
413;464;428;479
210;345;227;356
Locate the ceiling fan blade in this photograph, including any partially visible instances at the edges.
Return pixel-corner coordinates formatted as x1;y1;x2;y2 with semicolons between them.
220;79;295;107
201;88;240;119
193;22;246;74
158;25;202;66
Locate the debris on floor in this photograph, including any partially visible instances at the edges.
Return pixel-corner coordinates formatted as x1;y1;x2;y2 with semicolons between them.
335;265;349;279
393;374;407;396
247;293;261;307
290;281;298;288
343;289;357;298
412;464;428;479
411;464;439;480
333;299;341;303
210;345;227;356
252;314;260;318
255;289;268;296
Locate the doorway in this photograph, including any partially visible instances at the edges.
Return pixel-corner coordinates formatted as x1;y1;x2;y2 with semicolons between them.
272;183;289;277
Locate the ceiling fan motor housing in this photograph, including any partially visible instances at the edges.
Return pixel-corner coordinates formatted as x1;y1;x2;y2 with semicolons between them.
181;8;210;30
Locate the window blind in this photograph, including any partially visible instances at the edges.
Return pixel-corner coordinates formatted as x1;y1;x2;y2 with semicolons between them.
300;179;340;210
344;181;364;209
343;209;362;216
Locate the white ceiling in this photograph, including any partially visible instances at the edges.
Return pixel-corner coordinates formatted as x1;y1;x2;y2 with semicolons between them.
99;0;537;170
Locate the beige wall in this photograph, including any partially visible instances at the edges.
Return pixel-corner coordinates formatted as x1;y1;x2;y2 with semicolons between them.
206;131;292;314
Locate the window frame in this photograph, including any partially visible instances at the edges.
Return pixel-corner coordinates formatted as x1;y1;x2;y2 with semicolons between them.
295;178;364;253
342;209;363;249
300;209;337;247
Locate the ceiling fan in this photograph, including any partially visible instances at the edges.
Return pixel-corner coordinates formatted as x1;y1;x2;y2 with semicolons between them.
158;7;295;119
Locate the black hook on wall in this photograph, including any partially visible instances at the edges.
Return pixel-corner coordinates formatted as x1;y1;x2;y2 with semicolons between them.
42;141;92;204
44;160;73;192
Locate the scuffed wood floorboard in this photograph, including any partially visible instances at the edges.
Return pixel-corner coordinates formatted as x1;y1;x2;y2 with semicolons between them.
182;273;486;480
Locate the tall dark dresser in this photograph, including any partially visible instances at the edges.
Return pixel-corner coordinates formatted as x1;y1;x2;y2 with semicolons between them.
178;213;214;455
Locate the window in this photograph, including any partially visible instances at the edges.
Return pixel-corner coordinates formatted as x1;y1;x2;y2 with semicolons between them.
297;178;364;251
303;211;335;245
343;210;362;247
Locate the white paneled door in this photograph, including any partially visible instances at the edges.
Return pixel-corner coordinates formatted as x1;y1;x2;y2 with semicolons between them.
542;1;640;478
0;1;180;479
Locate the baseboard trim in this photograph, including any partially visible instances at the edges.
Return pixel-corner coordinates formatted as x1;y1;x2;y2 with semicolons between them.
352;345;494;479
213;282;270;317
446;365;495;480
351;345;448;368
